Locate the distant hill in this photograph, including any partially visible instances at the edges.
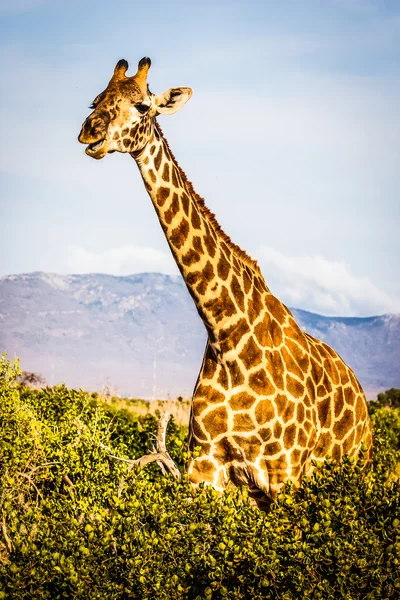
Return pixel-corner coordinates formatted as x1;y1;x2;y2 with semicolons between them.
0;272;398;398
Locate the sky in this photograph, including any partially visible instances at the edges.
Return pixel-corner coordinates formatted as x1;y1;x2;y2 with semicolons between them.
1;0;399;317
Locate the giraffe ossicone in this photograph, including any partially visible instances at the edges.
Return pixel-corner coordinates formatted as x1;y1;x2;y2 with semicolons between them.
78;57;372;510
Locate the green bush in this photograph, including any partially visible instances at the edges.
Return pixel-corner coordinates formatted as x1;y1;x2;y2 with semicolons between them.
0;355;399;599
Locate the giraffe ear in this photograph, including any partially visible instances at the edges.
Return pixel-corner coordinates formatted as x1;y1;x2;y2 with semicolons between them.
154;87;193;115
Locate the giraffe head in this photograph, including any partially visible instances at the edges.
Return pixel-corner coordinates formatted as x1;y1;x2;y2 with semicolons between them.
78;57;192;159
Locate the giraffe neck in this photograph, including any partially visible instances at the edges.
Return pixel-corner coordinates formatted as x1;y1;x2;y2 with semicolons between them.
132;121;266;343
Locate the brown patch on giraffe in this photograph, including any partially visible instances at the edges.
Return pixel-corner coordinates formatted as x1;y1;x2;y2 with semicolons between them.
192;261;213;295
334;388;345;417
195;385;225;403
311;356;324;381
215;438;240;462
355;395;366;420
255;399;275;425
186;270;201;285
231;275;245;311
331;444;341;462
286;374;304;399
306;339;320;360
313;431;333;457
317;384;327;397
192;399;208;417
286;340;310;372
196;278;210;297
204;286;236;323
171;167;179;187
149;144;156;156
343;430;355;454
220;318;251;353
266;295;288;324
243;270;252;293
233;413;256;432
265;441;282;456
164;193;180;224
268;457;289;481
323;359;340;386
162;162;170;182
298;427;308;448
229;392;257;411
217;367;229;390
306;378;315;403
232;256;241;276
226;360;245;387
203;406;228;436
148;169;157;184
307;429;317;449
258;427;272;441
182;249;201;267
156;186;170;206
239;337;263;370
355;422;363;442
189;459;216;484
203;231;216;258
249;369;275;396
254;320;272;347
170;218;190;249
273;421;283;439
192;235;203;254
283;423;297;448
266;350;285;390
123;138;131;148
291;448;302;464
333;408;354;440
192;419;207;441
344;386;355;405
190;207;202;230
296;403;305;423
142;156;149;165
317;397;331;428
322;372;333;394
338;362;350;385
270;319;283;346
248;287;263;324
154;146;163;170
285;325;310;350
217;252;230;281
304;420;312;433
281;347;303;380
282;398;296;421
254;276;266;293
233;435;262;463
180;192;190;216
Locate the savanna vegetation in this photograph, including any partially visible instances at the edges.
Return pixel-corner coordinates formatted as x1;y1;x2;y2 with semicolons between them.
0;354;399;599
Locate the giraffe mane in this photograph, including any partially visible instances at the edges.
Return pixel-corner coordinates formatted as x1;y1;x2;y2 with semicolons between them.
154;120;261;275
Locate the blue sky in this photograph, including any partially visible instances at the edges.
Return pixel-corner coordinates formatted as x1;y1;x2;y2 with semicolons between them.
1;0;399;316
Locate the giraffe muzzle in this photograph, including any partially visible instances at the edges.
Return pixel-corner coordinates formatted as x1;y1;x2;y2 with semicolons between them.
85;138;107;159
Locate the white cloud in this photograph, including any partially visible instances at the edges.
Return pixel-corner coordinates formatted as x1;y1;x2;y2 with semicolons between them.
67;245;177;276
256;246;400;317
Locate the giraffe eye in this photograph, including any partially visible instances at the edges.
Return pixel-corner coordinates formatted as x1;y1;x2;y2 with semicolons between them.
135;103;150;115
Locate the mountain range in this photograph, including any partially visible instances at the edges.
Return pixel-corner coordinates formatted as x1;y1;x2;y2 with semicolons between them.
0;272;399;399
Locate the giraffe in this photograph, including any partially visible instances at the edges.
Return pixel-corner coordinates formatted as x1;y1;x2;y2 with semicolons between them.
78;57;373;510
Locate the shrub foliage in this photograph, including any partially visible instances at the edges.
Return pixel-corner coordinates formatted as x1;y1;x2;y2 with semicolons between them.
0;355;399;599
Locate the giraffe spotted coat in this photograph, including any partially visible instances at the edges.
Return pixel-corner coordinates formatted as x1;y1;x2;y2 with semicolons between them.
78;57;372;509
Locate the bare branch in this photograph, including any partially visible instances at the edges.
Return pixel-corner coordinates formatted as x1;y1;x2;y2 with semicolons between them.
106;412;181;480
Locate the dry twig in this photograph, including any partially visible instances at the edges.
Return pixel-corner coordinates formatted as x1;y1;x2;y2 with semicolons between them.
107;412;181;479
